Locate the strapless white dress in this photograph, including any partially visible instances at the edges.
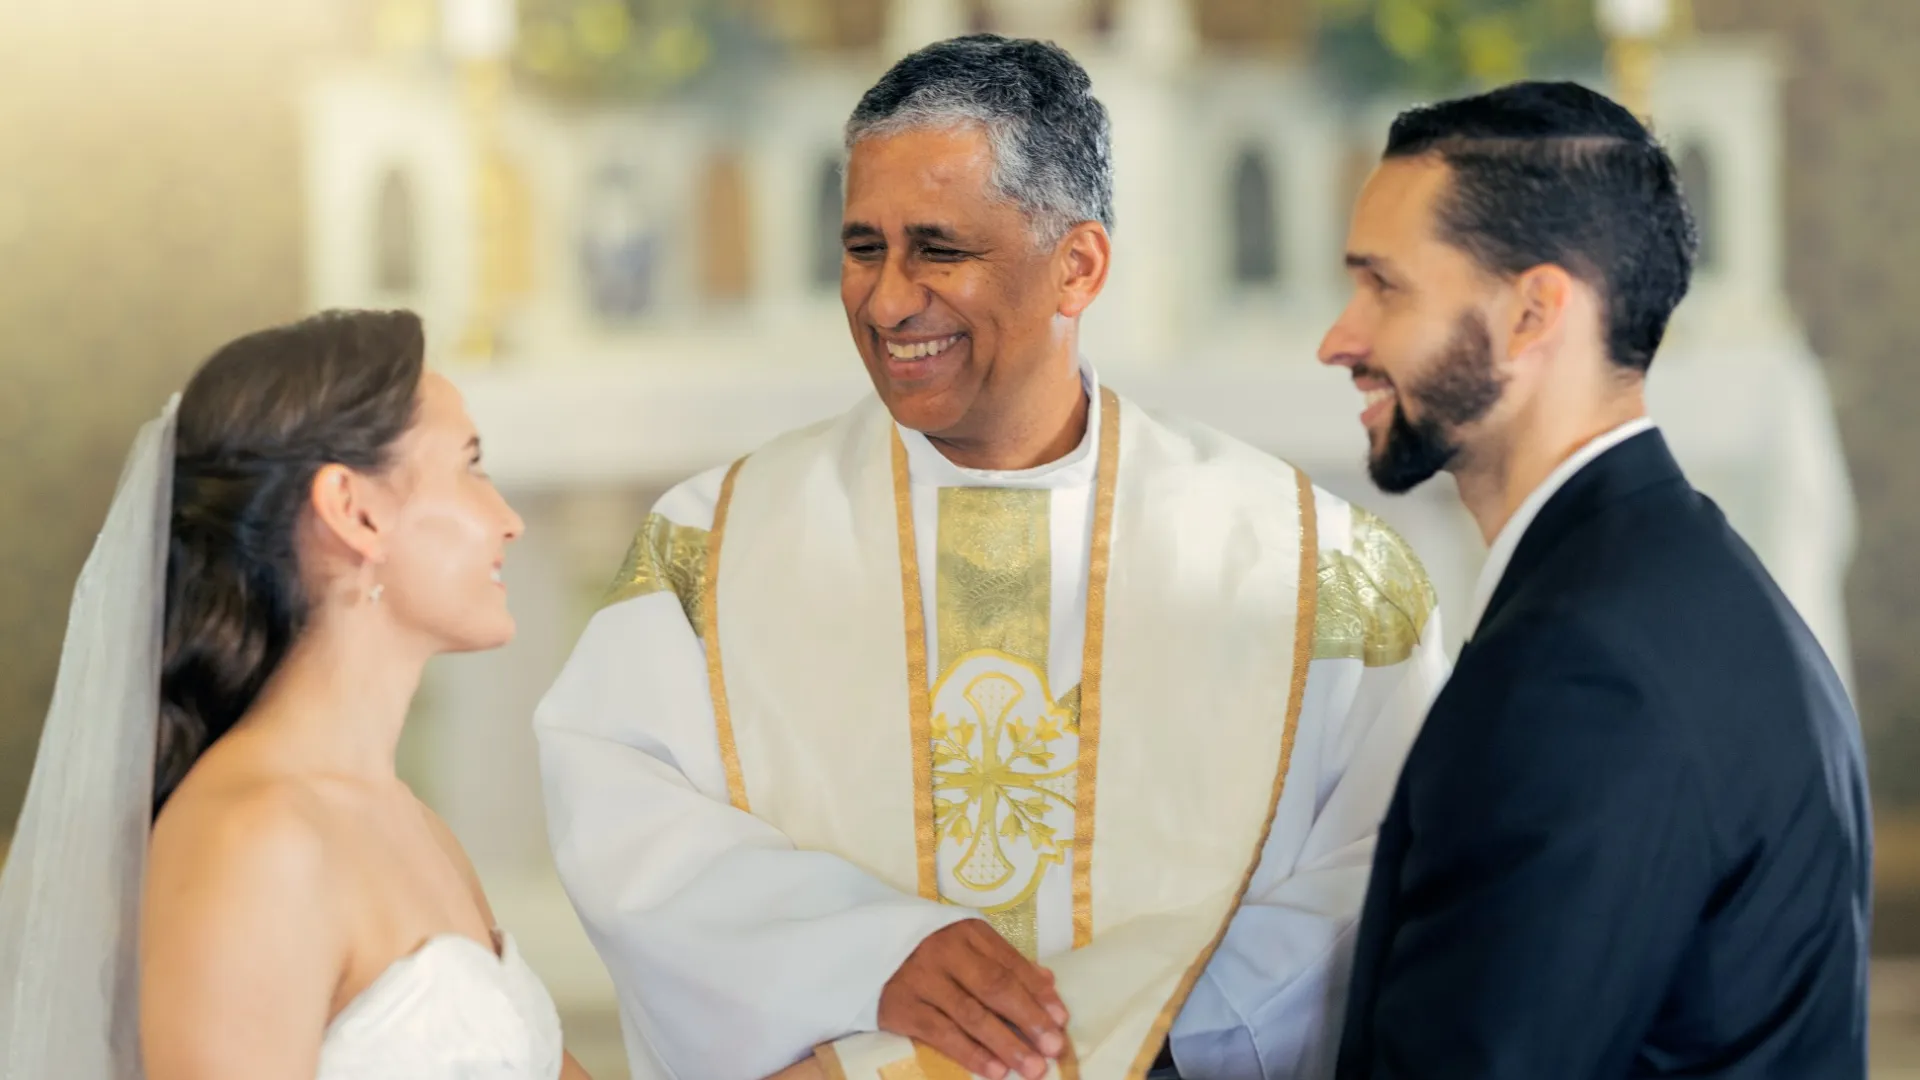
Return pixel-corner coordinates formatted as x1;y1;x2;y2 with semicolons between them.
316;931;565;1080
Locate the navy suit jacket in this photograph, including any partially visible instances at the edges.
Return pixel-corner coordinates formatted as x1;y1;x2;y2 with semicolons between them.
1334;431;1872;1079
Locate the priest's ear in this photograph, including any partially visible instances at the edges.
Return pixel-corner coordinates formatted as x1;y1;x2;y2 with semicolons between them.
1052;220;1111;319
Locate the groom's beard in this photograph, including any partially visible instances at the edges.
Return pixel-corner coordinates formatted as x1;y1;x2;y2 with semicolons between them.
1368;310;1505;495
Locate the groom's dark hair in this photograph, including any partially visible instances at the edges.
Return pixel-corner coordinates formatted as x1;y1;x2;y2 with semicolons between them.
1384;80;1699;373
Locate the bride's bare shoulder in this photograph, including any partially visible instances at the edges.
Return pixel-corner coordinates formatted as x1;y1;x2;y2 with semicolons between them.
141;768;348;1075
147;767;335;907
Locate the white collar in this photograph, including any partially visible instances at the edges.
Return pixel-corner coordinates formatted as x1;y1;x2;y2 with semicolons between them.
1465;416;1657;635
896;359;1101;490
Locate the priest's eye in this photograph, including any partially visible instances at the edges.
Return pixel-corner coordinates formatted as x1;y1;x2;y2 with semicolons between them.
845;243;884;260
922;246;967;262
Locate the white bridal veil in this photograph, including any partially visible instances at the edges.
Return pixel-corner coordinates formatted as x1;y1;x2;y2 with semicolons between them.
0;394;179;1079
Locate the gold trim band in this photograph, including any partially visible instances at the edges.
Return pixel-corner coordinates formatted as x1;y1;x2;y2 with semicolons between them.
815;1043;850;1080
1123;467;1319;1077
704;458;751;813
1070;386;1122;950
892;431;941;901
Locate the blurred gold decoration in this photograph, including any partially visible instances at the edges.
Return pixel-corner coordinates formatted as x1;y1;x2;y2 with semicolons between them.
459;59;536;362
1194;0;1312;51
1596;0;1691;119
374;168;421;294
761;0;828;44
698;152;753;302
446;0;536;363
375;0;440;54
817;0;887;50
1596;0;1660;117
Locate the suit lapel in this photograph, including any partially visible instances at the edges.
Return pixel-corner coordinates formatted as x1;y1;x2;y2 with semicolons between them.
1475;431;1688;635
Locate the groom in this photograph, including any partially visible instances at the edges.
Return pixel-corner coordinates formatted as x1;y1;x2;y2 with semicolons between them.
1324;81;1872;1077
537;35;1447;1080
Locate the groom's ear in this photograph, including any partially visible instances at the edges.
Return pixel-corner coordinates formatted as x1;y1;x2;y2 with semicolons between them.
308;463;388;567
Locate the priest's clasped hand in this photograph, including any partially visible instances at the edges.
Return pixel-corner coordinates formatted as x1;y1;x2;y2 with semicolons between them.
877;921;1070;1080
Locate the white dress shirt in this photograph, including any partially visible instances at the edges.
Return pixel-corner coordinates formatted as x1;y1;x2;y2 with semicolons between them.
1464;417;1658;636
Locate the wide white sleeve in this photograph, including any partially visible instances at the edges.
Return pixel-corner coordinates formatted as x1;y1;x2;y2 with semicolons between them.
535;479;971;1080
1168;501;1450;1080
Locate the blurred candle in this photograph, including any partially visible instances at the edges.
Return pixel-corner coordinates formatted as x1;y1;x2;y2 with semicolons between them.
444;0;517;60
1596;0;1670;41
1597;0;1668;120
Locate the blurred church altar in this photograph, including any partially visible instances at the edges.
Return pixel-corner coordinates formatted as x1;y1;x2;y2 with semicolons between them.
301;0;1858;1071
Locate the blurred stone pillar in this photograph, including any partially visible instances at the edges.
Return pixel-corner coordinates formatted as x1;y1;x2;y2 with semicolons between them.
886;0;968;57
1082;0;1197;368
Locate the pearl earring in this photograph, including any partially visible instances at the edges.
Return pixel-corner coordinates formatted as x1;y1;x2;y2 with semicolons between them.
368;583;384;604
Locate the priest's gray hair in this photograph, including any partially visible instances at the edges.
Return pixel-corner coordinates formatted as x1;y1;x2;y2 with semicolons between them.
845;34;1115;247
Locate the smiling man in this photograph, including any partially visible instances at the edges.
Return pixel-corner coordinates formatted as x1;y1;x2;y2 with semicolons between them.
1324;82;1870;1079
536;35;1447;1080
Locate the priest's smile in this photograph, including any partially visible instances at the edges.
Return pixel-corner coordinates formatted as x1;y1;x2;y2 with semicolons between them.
877;331;969;384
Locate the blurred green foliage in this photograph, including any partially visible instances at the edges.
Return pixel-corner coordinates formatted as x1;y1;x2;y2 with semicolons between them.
1315;0;1607;100
513;0;779;100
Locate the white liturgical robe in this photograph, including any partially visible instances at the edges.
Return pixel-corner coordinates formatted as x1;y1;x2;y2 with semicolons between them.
536;367;1449;1080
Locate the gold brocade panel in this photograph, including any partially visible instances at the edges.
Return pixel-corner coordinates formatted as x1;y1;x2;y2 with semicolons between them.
931;488;1078;958
1312;507;1437;667
600;512;710;630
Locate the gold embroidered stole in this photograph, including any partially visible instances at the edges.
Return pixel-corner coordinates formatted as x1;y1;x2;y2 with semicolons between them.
929;485;1069;957
706;392;1313;1079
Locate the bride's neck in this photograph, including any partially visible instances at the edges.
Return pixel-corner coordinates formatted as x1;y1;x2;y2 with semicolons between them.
240;613;429;782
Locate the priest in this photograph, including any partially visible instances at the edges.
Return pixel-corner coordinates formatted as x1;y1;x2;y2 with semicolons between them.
536;34;1448;1080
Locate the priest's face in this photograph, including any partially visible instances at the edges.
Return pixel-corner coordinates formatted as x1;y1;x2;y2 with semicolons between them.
1320;157;1510;493
840;126;1085;440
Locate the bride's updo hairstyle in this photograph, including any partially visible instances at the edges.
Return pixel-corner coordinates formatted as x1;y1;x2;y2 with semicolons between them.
154;310;425;815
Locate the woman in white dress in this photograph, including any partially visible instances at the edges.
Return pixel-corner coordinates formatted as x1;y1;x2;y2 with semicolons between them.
0;310;585;1079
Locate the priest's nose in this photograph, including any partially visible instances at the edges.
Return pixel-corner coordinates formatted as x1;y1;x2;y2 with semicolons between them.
867;254;929;330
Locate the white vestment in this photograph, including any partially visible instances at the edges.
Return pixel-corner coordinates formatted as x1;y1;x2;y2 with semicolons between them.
536;370;1449;1080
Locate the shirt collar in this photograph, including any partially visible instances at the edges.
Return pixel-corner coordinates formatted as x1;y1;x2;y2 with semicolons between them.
1465;416;1657;635
896;358;1101;490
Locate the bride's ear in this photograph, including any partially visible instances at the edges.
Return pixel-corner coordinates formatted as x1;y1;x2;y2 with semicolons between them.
308;463;388;566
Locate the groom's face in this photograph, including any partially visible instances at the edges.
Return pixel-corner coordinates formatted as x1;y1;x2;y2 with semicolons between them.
1320;157;1510;493
840;126;1070;439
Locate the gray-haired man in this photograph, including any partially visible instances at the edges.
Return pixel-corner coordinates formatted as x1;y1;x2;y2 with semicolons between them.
537;35;1446;1080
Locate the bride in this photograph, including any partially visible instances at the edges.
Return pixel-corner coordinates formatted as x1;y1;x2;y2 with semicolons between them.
0;310;828;1080
0;310;586;1079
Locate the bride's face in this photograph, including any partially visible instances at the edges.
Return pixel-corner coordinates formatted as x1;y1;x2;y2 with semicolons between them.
373;373;524;652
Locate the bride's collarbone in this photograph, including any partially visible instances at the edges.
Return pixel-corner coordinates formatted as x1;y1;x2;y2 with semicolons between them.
329;806;499;997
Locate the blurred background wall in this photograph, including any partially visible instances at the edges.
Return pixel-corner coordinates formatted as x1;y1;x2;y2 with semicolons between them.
0;0;363;821
3;0;1918;1074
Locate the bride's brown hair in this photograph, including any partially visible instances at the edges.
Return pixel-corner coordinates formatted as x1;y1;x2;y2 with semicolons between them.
154;310;424;816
